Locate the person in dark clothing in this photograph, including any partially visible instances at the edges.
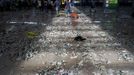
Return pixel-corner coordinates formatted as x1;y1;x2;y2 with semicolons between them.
54;0;61;15
0;0;4;11
90;0;95;10
90;0;96;16
39;0;44;11
65;0;71;16
37;0;42;10
44;0;48;12
47;0;53;10
32;0;37;8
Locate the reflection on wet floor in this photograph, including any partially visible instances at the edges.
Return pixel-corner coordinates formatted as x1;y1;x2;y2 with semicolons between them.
0;6;134;75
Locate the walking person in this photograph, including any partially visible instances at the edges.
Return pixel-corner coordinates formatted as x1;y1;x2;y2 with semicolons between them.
32;0;37;8
54;0;61;16
90;0;96;17
40;0;45;11
37;0;42;10
104;0;109;17
70;0;74;12
65;0;71;17
44;0;48;12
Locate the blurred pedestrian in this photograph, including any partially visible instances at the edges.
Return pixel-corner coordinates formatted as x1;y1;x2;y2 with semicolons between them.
70;0;74;7
70;0;74;12
61;0;65;9
40;0;45;11
90;0;95;12
50;1;54;10
0;0;4;11
44;0;48;12
32;0;37;8
37;0;42;10
65;0;71;17
54;0;61;16
90;0;96;16
104;0;109;17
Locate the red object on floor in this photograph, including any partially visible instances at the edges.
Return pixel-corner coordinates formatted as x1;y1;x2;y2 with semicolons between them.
70;12;79;19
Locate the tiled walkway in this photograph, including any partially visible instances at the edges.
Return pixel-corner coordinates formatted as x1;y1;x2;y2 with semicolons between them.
0;7;134;75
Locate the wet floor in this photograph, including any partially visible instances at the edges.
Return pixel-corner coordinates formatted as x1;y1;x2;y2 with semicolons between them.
0;6;134;75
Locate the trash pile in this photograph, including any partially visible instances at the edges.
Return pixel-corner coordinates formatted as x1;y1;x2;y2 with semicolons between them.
26;31;38;39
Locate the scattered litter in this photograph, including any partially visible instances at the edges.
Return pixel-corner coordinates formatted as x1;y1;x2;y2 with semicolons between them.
119;50;134;62
26;31;38;39
74;36;86;41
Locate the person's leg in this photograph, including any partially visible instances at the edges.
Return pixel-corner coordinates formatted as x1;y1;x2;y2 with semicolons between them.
45;5;48;13
67;9;70;16
56;6;59;15
40;1;43;11
65;8;68;17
